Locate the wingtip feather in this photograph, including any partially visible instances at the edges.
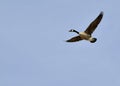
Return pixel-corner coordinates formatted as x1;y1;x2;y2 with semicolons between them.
100;11;104;15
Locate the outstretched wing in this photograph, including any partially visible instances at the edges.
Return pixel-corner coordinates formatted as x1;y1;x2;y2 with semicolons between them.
66;36;82;42
84;11;103;35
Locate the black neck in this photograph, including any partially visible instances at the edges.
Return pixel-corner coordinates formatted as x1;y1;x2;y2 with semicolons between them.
73;30;79;34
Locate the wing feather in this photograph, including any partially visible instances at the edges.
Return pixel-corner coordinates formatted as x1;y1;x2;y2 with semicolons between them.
66;36;82;42
84;11;103;35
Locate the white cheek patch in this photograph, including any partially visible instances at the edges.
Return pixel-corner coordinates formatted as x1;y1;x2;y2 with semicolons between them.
72;29;74;32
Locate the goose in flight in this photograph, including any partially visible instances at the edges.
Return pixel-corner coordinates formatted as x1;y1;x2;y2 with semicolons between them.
66;11;103;43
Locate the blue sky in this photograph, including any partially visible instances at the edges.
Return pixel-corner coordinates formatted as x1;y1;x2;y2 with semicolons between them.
0;0;120;86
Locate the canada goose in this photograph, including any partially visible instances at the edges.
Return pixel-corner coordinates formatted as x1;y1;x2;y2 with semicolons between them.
66;11;103;43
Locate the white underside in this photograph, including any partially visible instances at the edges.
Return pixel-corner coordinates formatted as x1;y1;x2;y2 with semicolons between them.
79;32;94;42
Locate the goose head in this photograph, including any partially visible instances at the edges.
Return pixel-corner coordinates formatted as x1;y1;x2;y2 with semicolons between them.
69;29;79;34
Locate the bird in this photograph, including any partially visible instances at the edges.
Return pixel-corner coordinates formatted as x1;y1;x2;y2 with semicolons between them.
66;11;103;43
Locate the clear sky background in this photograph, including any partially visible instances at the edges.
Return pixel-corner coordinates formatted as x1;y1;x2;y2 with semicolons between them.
0;0;120;86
